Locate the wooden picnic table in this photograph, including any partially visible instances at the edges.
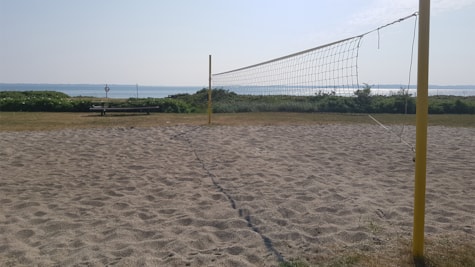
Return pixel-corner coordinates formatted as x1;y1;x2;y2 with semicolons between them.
89;106;160;116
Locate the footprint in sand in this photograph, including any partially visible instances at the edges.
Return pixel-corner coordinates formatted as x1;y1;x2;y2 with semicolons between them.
14;202;40;209
105;190;124;197
79;200;105;207
159;209;177;215
138;213;157;220
15;229;35;239
113;202;129;210
34;211;47;217
145;195;156;201
0;199;12;204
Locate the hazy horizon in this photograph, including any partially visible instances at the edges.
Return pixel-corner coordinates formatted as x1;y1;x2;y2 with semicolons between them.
1;82;474;88
1;1;474;86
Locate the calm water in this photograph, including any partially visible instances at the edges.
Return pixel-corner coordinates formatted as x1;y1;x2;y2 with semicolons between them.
0;84;204;99
1;83;474;98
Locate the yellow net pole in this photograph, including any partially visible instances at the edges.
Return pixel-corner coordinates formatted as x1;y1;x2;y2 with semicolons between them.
208;55;212;125
413;0;430;260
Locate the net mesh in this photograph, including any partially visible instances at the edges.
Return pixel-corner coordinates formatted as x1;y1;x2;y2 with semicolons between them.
210;13;420;114
212;36;362;97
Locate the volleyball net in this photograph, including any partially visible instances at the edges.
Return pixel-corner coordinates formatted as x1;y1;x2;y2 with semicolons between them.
210;13;419;113
213;36;361;97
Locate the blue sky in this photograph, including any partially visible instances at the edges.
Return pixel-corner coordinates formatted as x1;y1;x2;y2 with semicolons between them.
1;0;474;86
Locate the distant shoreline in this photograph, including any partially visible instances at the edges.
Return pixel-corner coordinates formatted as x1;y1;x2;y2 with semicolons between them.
1;83;474;98
0;83;204;99
1;82;474;88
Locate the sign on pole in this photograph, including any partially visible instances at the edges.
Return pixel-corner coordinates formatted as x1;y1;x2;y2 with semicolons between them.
104;84;110;99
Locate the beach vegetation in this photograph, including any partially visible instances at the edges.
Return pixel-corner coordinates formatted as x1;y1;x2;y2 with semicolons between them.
0;90;70;99
1;89;474;114
0;91;192;113
0;91;92;112
170;87;474;114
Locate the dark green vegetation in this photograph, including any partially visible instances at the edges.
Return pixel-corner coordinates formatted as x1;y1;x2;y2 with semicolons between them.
188;88;474;114
0;91;91;112
1;88;474;114
0;91;192;113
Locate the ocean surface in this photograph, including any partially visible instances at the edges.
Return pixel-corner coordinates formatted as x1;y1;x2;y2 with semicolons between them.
0;84;204;99
1;83;474;98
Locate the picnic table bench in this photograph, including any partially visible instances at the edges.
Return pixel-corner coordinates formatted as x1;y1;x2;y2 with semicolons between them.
89;105;160;116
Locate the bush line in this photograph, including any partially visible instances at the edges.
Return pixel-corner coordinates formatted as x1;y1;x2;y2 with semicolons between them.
1;88;474;114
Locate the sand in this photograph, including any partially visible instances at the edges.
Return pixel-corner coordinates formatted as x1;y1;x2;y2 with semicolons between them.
0;124;473;266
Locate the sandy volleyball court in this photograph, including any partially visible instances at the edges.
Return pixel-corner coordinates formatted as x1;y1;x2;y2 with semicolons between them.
0;124;473;266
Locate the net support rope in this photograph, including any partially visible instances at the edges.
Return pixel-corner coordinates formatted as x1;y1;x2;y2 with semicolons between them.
369;13;418;154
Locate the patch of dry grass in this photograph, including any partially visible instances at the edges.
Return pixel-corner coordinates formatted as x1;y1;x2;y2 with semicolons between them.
0;112;207;131
1;112;474;131
281;235;475;267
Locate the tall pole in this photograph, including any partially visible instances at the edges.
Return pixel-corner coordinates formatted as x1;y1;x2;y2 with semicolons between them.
413;0;430;260
208;55;212;125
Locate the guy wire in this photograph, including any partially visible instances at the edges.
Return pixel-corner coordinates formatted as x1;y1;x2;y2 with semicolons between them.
368;115;415;153
365;13;419;155
399;13;419;139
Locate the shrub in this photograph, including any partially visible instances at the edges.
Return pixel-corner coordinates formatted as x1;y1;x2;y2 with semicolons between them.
0;91;92;112
123;98;193;113
2;90;474;114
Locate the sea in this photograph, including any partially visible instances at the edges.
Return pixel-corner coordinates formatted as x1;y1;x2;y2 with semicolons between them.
0;83;474;98
0;84;204;99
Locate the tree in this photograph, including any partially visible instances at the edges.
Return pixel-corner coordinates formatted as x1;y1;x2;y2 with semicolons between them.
395;87;415;114
354;83;372;112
